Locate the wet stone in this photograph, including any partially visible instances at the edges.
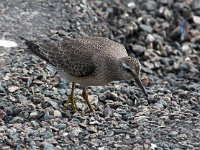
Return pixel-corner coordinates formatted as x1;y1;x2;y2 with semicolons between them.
105;130;114;137
139;24;153;33
142;1;157;11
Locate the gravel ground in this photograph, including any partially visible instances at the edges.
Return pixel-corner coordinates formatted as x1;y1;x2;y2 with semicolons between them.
0;0;200;149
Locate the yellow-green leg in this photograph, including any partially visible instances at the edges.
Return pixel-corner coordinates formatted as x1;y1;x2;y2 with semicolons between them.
67;82;78;111
82;87;95;112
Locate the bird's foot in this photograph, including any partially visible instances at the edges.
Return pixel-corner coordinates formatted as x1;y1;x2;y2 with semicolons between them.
87;107;95;113
64;95;78;112
82;89;95;112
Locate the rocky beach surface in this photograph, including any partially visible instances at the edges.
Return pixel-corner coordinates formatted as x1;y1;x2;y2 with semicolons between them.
0;0;200;149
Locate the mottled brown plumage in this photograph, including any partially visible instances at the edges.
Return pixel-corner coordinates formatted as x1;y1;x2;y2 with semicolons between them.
21;36;148;112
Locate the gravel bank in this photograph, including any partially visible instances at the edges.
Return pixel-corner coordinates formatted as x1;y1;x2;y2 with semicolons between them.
0;0;200;149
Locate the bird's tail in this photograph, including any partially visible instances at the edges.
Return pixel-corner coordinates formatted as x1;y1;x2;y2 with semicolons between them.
18;36;40;54
18;37;52;63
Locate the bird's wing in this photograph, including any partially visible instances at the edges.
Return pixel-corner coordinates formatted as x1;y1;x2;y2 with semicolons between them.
23;38;96;77
58;40;96;77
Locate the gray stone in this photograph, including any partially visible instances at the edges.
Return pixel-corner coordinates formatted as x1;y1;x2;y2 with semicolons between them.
139;24;153;33
142;1;157;11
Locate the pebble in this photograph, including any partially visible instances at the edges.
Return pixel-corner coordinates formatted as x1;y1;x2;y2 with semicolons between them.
113;113;122;120
29;111;38;118
47;100;59;109
8;85;20;93
181;44;190;52
131;44;146;56
146;34;155;42
169;131;178;137
71;127;82;136
43;113;54;120
105;130;114;137
42;131;54;139
192;0;200;10
193;15;200;25
0;85;6;93
98;146;105;150
139;24;153;33
142;1;157;11
0;109;7;119
127;2;136;9
55;123;67;129
43;142;55;150
10;116;24;123
104;106;114;118
53;110;62;117
98;93;106;101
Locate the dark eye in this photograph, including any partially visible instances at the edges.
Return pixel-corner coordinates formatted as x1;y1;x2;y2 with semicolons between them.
126;68;132;73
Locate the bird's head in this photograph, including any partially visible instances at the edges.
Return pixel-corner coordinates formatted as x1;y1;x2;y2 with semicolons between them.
119;56;148;97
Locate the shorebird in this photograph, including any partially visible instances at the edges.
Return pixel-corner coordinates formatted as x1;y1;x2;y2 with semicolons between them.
20;37;148;112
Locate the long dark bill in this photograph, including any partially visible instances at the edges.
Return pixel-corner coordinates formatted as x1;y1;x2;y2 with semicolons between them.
135;77;148;97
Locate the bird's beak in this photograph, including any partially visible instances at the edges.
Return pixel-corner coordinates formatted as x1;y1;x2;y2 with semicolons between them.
134;77;148;97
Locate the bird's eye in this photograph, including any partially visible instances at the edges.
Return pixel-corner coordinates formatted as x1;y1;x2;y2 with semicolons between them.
126;68;132;73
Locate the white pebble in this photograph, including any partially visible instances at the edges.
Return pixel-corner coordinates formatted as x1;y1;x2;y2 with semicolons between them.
54;110;62;117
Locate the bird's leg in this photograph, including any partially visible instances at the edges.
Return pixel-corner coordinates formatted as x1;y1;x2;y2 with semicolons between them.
67;82;78;111
82;87;95;112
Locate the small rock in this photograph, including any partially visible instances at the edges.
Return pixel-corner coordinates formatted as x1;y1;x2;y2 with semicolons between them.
127;2;136;9
193;15;200;25
142;1;157;11
146;34;155;43
192;0;200;10
53;110;62;117
55;124;67;129
155;99;167;109
87;126;97;133
181;44;190;52
10;116;24;123
192;105;200;111
89;120;99;125
98;146;105;150
42;131;54;139
43;142;55;150
90;95;99;106
29;111;38;118
1;146;11;150
131;44;146;56
0;85;6;93
47;100;59;109
0;109;7;119
33;79;44;85
113;112;122;120
104;106;114;118
8;85;20;93
159;7;172;19
139;24;153;33
114;143;122;148
151;143;158;150
178;134;187;139
43;113;54;120
71;127;82;136
169;131;178;137
58;89;66;95
105;130;114;137
159;0;173;4
98;93;106;101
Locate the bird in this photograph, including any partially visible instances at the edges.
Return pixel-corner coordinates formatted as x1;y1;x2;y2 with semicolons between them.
20;36;148;112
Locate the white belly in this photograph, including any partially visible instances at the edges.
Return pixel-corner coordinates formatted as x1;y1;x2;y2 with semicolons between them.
58;70;109;86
